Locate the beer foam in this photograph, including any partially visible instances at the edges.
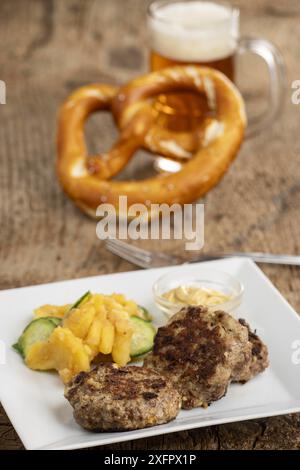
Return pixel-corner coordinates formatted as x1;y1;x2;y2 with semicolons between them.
149;1;239;62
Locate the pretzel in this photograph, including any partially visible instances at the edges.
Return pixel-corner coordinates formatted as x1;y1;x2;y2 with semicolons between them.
113;66;236;163
57;67;246;217
56;83;153;181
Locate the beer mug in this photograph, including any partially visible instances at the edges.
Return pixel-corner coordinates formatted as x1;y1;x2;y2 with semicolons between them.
147;0;285;163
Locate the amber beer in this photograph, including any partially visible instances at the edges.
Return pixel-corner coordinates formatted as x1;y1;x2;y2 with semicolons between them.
151;52;234;120
148;1;238;124
151;53;234;82
147;0;285;171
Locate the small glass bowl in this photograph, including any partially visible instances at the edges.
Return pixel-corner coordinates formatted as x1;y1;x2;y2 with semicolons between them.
153;265;244;319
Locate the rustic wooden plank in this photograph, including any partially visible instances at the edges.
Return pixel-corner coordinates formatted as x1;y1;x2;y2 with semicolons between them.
0;0;300;450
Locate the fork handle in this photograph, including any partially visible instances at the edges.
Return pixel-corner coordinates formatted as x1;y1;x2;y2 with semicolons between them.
191;252;300;266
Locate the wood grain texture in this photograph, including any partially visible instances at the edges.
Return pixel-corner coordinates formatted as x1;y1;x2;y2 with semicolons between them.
0;0;300;450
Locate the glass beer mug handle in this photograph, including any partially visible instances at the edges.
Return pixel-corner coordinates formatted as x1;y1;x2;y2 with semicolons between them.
238;37;286;138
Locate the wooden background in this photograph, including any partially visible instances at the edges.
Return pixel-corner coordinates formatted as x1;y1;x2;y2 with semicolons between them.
1;0;300;450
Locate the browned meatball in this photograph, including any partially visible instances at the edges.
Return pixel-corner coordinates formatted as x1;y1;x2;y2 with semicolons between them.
145;306;268;409
232;319;269;383
65;364;181;431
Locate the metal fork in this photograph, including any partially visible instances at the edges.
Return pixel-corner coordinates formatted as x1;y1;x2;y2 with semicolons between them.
105;239;300;269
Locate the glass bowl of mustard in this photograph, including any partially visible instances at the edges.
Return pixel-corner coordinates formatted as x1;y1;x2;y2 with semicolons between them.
153;265;244;319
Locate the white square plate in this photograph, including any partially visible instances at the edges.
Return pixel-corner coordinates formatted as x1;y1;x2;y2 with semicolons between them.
1;258;300;450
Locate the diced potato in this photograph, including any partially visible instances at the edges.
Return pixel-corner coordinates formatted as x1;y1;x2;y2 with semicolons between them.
124;300;139;316
85;315;103;349
111;294;139;316
59;368;73;384
103;296;120;311
112;319;133;366
34;304;71;318
63;303;96;339
111;293;126;304
107;308;129;324
27;292;147;377
85;307;106;359
26;327;90;383
99;320;115;355
25;341;55;370
92;294;105;312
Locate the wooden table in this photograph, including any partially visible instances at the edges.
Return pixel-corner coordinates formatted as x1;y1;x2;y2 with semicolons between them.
1;0;300;450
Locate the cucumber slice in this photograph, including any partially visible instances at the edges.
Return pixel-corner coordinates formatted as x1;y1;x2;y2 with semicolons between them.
48;317;62;327
137;305;152;322
130;316;156;357
13;317;60;358
12;342;23;355
69;291;91;310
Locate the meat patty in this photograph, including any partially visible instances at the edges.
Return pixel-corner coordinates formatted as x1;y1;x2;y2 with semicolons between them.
144;306;268;409
65;363;181;431
233;319;269;382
